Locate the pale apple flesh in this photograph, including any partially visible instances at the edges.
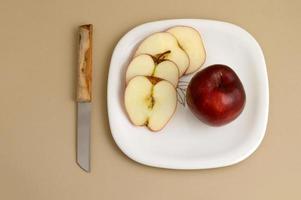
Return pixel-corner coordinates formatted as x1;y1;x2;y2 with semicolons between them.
135;32;189;76
153;60;179;87
124;26;208;132
126;54;179;87
167;26;206;74
124;76;177;131
125;54;154;83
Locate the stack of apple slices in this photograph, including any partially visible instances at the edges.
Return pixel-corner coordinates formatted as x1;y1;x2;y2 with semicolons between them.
124;26;206;131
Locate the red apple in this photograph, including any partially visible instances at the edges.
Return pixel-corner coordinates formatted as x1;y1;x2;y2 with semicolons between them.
186;64;246;126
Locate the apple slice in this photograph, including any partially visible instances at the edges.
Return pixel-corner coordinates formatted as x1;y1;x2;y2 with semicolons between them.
135;32;189;76
167;26;206;74
124;76;177;131
154;60;179;87
125;54;179;87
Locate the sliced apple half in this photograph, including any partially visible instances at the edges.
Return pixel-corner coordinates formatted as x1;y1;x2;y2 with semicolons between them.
167;26;206;74
134;32;189;76
125;54;179;87
124;76;177;131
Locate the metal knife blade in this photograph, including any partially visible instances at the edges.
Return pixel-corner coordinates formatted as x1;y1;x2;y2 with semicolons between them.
76;24;93;172
77;102;91;172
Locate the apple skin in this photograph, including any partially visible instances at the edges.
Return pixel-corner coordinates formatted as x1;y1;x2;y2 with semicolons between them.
186;64;246;126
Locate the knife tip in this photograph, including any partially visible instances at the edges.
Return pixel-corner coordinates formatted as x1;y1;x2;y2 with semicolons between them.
76;160;90;173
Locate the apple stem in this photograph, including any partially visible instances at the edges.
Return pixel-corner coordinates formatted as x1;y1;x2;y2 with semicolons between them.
176;90;185;106
178;84;189;87
176;81;188;106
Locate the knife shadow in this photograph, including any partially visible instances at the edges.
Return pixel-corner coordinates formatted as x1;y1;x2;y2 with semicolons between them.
72;26;78;166
71;26;79;102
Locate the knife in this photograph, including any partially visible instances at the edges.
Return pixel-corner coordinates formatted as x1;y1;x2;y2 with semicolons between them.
76;24;93;172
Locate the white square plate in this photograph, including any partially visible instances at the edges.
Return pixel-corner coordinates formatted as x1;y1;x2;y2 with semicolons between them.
107;19;269;169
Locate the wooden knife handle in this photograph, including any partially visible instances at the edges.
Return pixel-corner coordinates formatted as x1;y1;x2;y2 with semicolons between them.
77;24;93;102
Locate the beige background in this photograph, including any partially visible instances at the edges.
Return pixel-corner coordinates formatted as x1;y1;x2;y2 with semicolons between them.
0;0;300;199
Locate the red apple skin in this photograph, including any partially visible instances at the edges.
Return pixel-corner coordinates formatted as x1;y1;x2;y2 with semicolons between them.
186;64;246;126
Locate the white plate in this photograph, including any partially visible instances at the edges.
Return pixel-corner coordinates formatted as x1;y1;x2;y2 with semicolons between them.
107;19;269;169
